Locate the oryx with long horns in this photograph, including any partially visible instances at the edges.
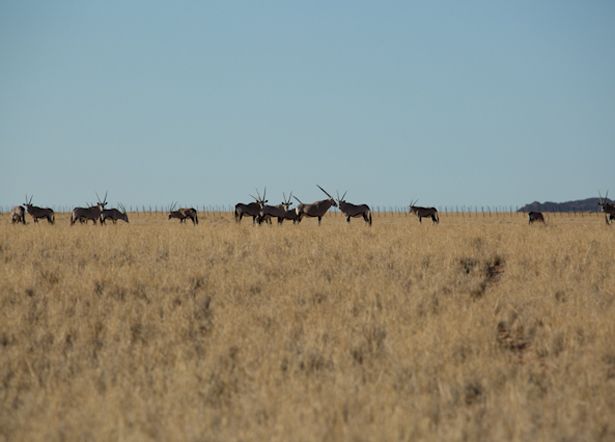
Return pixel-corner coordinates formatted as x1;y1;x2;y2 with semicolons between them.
259;191;295;225
24;195;55;224
599;191;615;225
70;192;107;225
235;189;267;224
101;203;129;224
336;191;372;226
409;200;439;224
293;185;337;225
168;202;199;225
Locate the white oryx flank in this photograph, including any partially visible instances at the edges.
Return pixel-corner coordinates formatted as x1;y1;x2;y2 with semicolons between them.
24;195;55;224
71;192;108;225
337;191;372;226
168;202;199;225
293;185;337;225
235;189;267;224
101;204;129;224
11;205;26;224
598;191;615;225
259;191;294;225
409;200;439;224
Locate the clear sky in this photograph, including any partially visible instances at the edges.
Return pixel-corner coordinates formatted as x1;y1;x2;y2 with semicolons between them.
1;1;614;209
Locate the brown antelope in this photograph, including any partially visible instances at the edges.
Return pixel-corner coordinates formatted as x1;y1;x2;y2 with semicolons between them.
598;191;615;225
259;190;294;225
101;203;129;224
168;202;199;225
337;191;372;226
409;200;439;224
293;185;337;225
528;211;545;224
11;205;26;224
24;195;55;224
71;192;107;225
235;190;267;224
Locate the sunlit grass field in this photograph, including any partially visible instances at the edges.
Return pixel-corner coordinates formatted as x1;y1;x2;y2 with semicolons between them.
1;212;614;441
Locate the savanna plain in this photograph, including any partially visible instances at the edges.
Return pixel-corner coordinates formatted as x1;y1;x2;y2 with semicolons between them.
1;212;614;442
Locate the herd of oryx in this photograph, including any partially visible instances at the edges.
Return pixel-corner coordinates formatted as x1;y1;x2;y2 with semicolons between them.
7;187;615;226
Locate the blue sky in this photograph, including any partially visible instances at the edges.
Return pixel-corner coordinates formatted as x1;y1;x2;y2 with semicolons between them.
1;1;614;209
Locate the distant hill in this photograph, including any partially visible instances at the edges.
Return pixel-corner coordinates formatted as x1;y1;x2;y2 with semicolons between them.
518;197;610;213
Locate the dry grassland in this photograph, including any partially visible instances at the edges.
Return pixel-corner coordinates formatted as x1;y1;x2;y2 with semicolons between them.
1;212;614;441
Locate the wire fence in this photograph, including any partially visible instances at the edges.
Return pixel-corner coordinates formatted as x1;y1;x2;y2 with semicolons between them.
0;205;605;217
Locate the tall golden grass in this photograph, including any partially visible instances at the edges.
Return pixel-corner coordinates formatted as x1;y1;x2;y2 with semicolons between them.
1;212;614;441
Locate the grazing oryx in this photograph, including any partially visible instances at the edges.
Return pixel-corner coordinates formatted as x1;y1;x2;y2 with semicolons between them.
409;200;439;224
528;211;545;224
24;195;55;224
598;191;615;225
337;191;372;226
235;189;267;224
293;185;337;225
11;205;26;224
168;202;199;225
259;191;294;225
71;192;107;225
101;204;129;224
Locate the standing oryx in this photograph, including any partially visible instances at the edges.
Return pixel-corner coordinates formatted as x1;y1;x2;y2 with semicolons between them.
234;189;267;224
293;185;337;225
101;203;129;224
10;205;26;224
168;202;199;225
528;211;545;224
336;191;372;226
409;200;439;224
598;191;615;225
24;195;55;224
259;191;295;225
70;192;107;225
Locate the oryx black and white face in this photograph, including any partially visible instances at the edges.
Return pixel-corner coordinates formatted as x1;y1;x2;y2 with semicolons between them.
317;185;337;207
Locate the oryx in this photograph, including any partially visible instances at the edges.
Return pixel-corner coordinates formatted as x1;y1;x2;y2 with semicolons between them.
70;192;107;225
336;191;372;226
409;200;439;224
24;195;55;224
598;191;615;225
293;185;337;225
101;203;129;224
259;191;294;225
10;205;26;224
528;211;545;224
235;189;267;224
168;202;199;225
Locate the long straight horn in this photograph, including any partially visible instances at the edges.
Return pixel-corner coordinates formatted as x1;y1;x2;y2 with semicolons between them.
103;191;108;204
341;191;347;201
255;188;262;202
292;195;303;204
317;185;333;199
262;187;267;202
250;193;258;202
